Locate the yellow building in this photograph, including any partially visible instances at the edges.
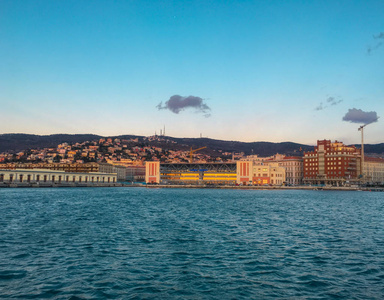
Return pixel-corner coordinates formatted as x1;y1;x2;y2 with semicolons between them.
251;163;286;186
146;161;285;186
146;162;237;185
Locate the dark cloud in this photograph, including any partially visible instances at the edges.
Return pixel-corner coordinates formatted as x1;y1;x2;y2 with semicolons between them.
157;95;211;116
342;108;379;124
367;32;384;55
315;96;343;111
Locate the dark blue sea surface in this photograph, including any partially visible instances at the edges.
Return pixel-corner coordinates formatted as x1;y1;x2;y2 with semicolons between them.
0;188;383;299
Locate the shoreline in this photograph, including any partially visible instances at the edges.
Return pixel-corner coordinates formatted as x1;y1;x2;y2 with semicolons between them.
1;182;383;192
0;182;128;188
145;184;384;192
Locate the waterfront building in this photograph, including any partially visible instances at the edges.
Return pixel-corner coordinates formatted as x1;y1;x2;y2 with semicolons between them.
364;157;384;184
0;162;99;173
114;165;127;181
251;162;286;186
237;161;252;185
146;161;236;185
241;154;300;185
303;140;361;185
145;161;285;186
0;169;117;185
266;154;303;185
125;165;145;182
100;163;145;182
146;161;161;184
99;162;114;173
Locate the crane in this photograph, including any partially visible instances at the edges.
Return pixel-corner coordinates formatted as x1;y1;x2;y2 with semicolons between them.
189;146;207;163
358;120;378;181
358;124;368;179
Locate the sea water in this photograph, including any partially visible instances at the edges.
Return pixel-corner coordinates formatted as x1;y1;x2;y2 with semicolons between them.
0;188;383;299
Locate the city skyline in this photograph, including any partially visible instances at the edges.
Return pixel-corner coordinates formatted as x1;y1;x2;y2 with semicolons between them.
1;0;383;144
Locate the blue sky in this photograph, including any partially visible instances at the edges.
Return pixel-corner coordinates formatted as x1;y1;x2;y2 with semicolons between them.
1;0;383;145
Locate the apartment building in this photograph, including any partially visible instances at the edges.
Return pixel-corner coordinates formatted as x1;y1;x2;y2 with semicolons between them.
266;154;303;185
303;140;361;185
251;162;286;186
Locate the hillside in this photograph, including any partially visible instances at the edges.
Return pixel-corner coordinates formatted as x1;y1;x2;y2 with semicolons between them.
0;133;383;157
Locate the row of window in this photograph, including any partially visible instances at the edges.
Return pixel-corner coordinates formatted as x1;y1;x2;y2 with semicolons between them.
305;171;343;175
0;174;116;183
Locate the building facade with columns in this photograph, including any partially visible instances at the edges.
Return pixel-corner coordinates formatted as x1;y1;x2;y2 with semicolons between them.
0;169;117;185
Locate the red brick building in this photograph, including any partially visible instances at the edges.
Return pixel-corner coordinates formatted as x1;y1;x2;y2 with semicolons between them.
303;140;361;185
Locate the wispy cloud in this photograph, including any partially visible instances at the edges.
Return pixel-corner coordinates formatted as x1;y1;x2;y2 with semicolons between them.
367;32;384;55
342;108;379;124
157;95;211;117
327;96;343;106
315;103;325;111
315;96;343;111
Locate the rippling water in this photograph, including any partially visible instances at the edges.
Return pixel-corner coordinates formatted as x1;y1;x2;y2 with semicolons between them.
0;188;383;299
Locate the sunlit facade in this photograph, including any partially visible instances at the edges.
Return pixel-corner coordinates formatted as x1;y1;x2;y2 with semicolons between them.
303;140;361;185
265;155;303;185
146;161;286;186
